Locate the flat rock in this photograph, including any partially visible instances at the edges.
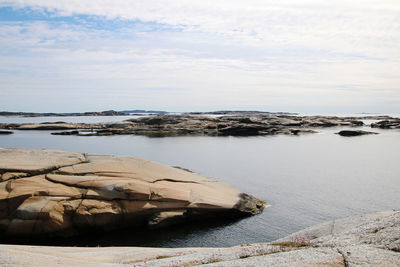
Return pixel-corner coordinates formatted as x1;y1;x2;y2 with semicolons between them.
371;119;400;129
0;130;13;135
15;123;91;130
0;148;86;172
336;130;378;136
0;148;264;238
0;211;399;266
276;210;400;251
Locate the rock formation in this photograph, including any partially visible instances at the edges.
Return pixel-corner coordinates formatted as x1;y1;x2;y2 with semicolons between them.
0;110;129;117
336;130;378;136
0;114;371;137
0;148;264;238
371;119;400;129
0;210;398;266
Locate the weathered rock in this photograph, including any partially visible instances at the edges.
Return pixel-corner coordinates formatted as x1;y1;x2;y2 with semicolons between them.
371;119;400;129
1;114;371;137
0;148;86;173
276;210;400;251
336;130;379;136
0;148;264;238
51;130;80;135
0;172;28;181
0;211;398;266
0;110;129;117
15;123;91;130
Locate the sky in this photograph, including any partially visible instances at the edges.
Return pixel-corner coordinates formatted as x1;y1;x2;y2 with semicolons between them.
0;0;399;113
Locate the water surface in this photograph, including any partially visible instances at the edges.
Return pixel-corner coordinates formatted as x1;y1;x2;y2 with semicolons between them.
0;123;399;247
0;115;144;124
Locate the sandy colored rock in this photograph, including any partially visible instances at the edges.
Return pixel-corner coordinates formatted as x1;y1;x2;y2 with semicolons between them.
0;148;264;237
0;148;86;173
1;172;27;181
15;123;91;130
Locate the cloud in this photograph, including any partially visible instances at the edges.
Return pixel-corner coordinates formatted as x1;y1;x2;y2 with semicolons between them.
0;1;399;112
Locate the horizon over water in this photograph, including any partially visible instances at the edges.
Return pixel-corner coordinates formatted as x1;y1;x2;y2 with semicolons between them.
0;115;399;247
0;111;399;124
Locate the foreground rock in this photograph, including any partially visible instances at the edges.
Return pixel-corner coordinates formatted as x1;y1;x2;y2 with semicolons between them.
336;130;379;136
0;148;264;238
0;211;398;266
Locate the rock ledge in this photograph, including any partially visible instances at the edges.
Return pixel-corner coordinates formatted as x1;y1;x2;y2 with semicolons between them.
0;148;264;238
0;210;398;266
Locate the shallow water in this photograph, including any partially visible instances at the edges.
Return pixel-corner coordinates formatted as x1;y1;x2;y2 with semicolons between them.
1;122;400;247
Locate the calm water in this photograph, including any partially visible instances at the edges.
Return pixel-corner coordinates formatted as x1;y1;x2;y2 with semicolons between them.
1;119;400;247
0;115;145;124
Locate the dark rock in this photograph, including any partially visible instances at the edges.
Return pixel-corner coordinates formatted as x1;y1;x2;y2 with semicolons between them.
0;130;13;135
289;129;317;135
1;113;387;137
371;119;400;129
350;120;364;126
218;125;262;136
336;130;378;136
51;131;79;136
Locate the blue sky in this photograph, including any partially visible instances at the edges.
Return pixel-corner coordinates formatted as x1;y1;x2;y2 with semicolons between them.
0;1;399;113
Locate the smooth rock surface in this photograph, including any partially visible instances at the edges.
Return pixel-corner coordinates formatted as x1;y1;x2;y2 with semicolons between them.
0;211;398;266
0;148;264;238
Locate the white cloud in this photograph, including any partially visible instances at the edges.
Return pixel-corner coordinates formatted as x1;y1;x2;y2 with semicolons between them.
0;0;399;112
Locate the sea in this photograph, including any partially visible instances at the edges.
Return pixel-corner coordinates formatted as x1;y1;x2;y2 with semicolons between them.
0;113;399;247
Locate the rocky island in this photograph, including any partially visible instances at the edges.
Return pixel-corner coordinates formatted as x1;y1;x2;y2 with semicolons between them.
0;109;166;117
0;148;264;238
2;113;395;137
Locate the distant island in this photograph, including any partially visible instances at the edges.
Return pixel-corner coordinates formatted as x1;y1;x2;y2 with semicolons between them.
0;109;167;117
0;110;299;117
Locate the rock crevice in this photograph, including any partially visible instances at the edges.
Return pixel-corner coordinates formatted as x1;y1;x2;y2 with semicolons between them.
0;148;265;238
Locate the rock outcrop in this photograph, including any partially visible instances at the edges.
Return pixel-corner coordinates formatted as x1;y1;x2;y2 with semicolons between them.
0;148;264;238
0;110;129;117
0;114;371;137
371;119;400;129
0;210;398;266
336;130;379;136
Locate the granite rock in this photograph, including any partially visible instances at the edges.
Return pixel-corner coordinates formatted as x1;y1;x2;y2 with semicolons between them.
0;211;399;266
0;148;264;238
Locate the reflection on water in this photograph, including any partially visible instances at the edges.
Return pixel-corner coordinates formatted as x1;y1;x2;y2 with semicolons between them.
0;124;399;247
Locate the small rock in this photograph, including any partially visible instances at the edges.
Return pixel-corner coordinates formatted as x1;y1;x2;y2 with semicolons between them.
336;130;378;136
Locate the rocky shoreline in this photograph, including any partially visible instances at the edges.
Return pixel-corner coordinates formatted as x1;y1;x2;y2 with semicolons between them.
1;114;398;137
0;148;264;239
0;210;398;266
